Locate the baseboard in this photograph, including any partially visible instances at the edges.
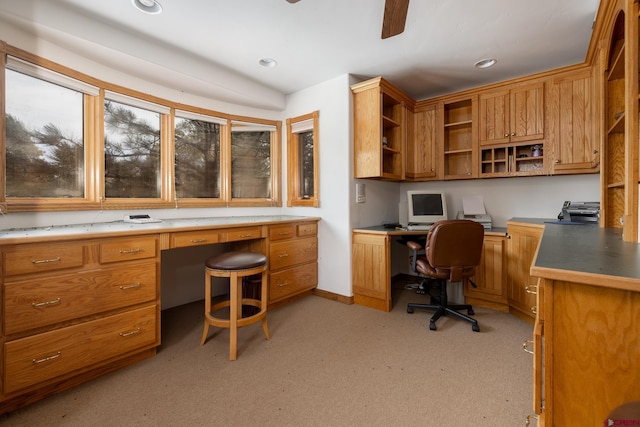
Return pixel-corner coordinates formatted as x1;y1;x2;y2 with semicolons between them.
312;288;354;305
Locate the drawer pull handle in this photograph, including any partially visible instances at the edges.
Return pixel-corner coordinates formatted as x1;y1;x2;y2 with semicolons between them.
278;253;289;258
239;234;253;238
525;285;538;295
32;352;61;364
530;306;537;315
190;239;207;243
278;231;290;235
277;282;289;287
32;298;61;308
119;248;141;255
119;328;142;337
31;257;61;265
120;283;142;290
522;340;534;355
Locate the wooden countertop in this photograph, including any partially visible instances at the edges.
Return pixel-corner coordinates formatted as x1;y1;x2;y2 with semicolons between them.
510;218;640;292
0;215;320;245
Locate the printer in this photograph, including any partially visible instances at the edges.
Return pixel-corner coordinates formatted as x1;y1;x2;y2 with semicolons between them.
457;195;492;230
557;201;600;223
457;211;492;230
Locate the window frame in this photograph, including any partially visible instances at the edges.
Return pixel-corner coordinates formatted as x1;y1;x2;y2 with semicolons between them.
286;111;319;207
1;43;282;212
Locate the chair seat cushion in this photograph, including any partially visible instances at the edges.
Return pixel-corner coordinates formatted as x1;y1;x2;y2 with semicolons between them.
416;258;475;281
206;251;267;270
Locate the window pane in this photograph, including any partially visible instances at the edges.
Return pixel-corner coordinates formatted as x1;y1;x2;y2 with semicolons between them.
231;130;271;198
5;69;84;198
298;130;314;198
174;117;221;198
104;100;160;198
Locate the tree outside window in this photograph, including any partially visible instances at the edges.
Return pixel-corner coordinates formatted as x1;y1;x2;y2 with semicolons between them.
286;111;319;207
230;122;275;200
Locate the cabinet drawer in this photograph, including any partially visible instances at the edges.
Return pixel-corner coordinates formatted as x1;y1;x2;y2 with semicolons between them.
269;225;295;241
100;236;157;264
297;222;317;237
222;227;263;242
4;262;157;335
170;230;219;248
269;237;317;271
2;242;84;277
269;262;318;303
4;304;157;394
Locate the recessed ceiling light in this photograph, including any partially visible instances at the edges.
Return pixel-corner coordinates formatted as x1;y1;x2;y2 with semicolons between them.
132;0;163;14
259;58;277;68
474;58;497;69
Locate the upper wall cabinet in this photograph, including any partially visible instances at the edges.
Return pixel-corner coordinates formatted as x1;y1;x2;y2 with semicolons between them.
439;95;478;180
352;77;413;180
406;102;439;181
547;68;600;175
479;82;545;146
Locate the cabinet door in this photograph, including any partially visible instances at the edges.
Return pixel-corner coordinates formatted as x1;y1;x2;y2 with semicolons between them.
465;234;507;310
506;223;544;320
351;232;391;312
548;70;599;174
479;89;510;145
510;82;544;143
406;103;438;180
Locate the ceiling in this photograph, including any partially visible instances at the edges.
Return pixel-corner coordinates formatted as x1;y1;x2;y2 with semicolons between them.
0;0;601;110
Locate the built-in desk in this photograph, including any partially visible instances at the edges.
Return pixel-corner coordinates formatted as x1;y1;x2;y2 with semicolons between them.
524;221;640;425
351;225;507;312
0;215;319;413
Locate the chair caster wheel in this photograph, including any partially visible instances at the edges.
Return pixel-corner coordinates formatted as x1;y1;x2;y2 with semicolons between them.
407;307;414;314
468;308;474;315
429;322;437;331
472;324;480;332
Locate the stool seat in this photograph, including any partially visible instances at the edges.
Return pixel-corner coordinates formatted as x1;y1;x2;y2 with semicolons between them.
205;251;267;270
201;250;270;360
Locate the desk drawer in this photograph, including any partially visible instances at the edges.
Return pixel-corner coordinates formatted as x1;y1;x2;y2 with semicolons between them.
297;222;317;237
170;230;219;248
2;242;84;277
269;225;295;241
269;262;318;303
269;237;317;271
4;262;157;334
222;227;263;242
4;304;157;394
99;236;158;264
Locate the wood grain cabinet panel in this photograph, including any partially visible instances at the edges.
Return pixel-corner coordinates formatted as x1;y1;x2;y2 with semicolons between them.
268;237;317;271
99;237;157;264
170;230;219;248
269;262;318;303
2;242;84;277
4;305;157;394
4;262;156;334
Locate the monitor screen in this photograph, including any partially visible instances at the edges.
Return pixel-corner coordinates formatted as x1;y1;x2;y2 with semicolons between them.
407;191;448;224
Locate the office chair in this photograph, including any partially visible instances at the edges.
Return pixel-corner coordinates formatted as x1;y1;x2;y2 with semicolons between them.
406;219;484;332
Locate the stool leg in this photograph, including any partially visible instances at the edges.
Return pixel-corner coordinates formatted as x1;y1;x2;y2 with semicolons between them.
229;271;241;361
201;271;211;346
261;269;270;340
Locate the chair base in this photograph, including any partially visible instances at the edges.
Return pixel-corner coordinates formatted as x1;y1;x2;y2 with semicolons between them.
407;279;480;332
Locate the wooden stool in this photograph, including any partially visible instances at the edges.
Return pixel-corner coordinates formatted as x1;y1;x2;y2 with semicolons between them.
200;251;270;360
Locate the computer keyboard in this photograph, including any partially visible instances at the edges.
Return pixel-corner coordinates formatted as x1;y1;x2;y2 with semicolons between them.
407;223;432;231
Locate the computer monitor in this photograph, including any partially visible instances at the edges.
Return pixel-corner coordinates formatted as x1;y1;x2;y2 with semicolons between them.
407;190;448;224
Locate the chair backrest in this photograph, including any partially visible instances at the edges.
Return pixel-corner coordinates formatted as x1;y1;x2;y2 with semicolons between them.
424;219;485;282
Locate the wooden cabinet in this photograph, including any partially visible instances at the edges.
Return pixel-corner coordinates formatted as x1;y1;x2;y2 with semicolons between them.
506;221;543;321
1;235;160;404
352;77;413;180
532;277;640;425
547;68;600;174
440;95;478;179
267;222;318;305
465;233;508;312
479;82;545;177
406;102;438;180
351;232;391;312
479;82;544;145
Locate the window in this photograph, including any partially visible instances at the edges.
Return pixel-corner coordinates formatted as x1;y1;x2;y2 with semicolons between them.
174;110;226;200
230;120;280;204
2;44;282;212
103;92;168;199
286;111;319;207
4;57;98;202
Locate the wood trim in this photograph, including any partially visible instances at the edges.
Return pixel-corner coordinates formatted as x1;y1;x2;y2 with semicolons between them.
312;288;354;305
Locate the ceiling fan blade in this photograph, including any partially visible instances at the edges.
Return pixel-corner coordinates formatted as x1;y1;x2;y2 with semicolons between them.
381;0;409;39
286;0;301;3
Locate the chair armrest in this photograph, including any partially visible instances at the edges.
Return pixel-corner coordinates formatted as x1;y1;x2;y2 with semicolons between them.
406;240;423;251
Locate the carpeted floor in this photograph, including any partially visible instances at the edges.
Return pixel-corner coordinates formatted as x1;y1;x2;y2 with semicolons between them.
0;285;534;426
